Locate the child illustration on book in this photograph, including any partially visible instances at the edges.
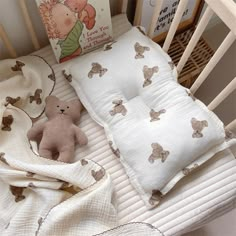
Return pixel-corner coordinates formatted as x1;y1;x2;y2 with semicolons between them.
39;0;96;63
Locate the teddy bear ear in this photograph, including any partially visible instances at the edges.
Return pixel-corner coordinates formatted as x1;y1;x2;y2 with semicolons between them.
45;96;59;104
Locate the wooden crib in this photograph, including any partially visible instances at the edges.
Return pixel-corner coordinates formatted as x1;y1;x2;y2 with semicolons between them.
0;0;235;235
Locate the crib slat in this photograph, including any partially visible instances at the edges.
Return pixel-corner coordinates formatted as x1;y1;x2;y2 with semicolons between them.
0;24;17;58
133;0;143;26
121;0;128;13
226;119;236;131
163;0;188;52
19;0;40;50
148;0;164;38
190;31;236;94
205;0;236;37
177;6;214;74
208;77;236;111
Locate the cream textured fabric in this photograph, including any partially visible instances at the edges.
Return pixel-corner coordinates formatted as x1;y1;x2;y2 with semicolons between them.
28;14;236;236
0;54;162;236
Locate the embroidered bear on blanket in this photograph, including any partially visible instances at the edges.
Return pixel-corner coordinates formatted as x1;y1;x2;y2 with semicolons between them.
2;115;14;131
150;109;166;122
10;186;26;202
27;96;88;163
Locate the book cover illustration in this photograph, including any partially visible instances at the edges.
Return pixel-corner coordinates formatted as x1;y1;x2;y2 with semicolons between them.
36;0;113;63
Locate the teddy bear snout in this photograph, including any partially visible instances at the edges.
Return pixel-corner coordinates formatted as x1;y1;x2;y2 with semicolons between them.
60;109;65;113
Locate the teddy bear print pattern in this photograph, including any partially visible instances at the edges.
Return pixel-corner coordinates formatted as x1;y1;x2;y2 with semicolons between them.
0;152;106;203
5;96;21;106
88;63;108;78
149;190;163;206
11;61;25;71
29;89;43;105
143;65;159;87
150;109;166;122
109;100;127;116
83;41;209;168
134;42;150;59
191;118;208;138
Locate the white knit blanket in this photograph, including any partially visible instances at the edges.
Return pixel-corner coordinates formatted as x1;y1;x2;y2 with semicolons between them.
0;57;162;236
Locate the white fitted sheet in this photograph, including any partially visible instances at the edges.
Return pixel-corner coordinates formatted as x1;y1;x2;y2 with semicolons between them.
32;14;236;236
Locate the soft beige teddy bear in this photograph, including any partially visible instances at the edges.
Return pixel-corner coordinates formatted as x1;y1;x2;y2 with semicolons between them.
27;96;88;163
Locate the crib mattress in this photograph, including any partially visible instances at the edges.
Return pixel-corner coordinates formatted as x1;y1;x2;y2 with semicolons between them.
32;14;236;236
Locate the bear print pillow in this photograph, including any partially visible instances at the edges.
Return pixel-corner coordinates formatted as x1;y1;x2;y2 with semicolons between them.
66;27;231;208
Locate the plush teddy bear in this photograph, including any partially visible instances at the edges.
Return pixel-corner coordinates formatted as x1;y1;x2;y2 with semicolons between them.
27;96;88;163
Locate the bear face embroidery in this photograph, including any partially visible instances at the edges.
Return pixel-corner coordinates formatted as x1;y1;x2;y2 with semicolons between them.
91;169;105;181
0;152;8;165
182;163;199;176
150;109;166;122
191;118;208;138
10;186;26;202
88;63;108;78
48;73;56;81
11;61;25;71
30;89;42;104
2;115;14;131
143;65;159;87
134;42;150;59
108;141;120;158
62;70;72;82
5;96;21;106
149;190;163;206
148;143;170;163
109;100;127;116
186;90;196;101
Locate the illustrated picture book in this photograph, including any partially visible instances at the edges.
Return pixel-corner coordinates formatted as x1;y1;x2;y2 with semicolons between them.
35;0;113;63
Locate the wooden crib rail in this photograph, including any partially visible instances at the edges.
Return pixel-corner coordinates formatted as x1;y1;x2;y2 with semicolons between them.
208;77;236;111
19;0;40;51
162;0;188;52
176;6;214;74
205;0;236;36
0;24;17;58
190;31;236;94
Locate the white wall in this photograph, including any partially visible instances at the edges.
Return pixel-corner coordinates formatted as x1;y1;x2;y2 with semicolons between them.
0;0;119;59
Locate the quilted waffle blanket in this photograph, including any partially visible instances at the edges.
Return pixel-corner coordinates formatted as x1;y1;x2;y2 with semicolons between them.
0;56;162;236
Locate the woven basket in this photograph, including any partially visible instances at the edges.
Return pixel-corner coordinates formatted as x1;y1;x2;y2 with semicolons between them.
167;29;214;88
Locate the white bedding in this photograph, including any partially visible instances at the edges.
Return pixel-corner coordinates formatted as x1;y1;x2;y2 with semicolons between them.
32;14;236;236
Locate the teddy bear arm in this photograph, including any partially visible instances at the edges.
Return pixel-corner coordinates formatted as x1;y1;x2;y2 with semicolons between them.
27;122;45;141
74;127;88;146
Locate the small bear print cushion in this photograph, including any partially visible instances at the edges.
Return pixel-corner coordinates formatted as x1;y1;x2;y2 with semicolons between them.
66;27;229;208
